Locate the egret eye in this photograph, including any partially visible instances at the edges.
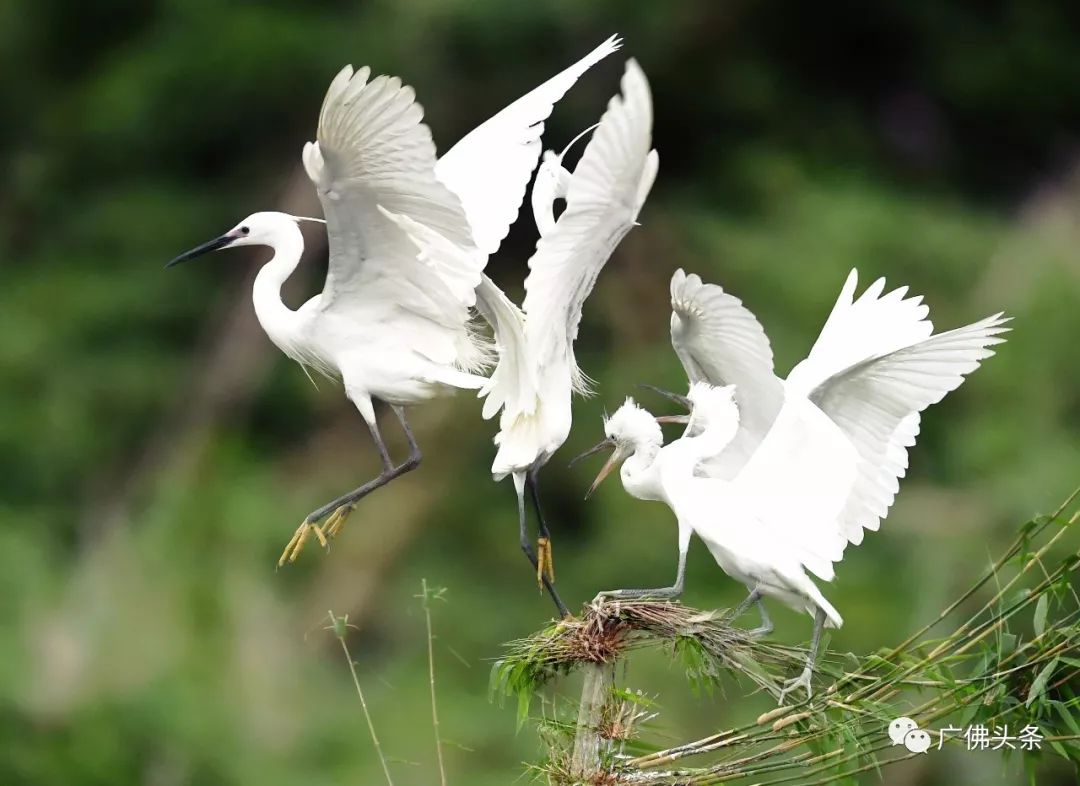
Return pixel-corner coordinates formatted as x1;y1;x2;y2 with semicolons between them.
240;226;250;235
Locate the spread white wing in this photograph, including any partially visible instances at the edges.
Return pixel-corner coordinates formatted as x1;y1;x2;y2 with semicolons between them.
810;313;1010;545
786;269;935;396
435;35;622;255
475;58;656;478
520;58;658;395
302;66;486;368
780;268;937;535
669;269;785;478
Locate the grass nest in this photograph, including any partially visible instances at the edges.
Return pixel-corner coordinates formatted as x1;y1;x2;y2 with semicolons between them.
491;599;804;711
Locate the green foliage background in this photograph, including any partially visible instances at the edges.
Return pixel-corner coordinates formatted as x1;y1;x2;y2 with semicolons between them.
1;1;1078;784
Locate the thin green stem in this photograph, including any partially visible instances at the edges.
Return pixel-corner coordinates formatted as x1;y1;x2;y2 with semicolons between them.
329;611;394;786
421;580;448;786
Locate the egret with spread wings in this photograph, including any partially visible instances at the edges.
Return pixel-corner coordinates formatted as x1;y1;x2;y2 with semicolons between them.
583;269;1008;700
388;60;658;616
485;59;656;617
165;37;621;566
579;268;936;599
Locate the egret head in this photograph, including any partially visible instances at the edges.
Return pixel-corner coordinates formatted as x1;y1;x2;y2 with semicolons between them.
166;212;324;267
571;398;662;499
684;382;740;443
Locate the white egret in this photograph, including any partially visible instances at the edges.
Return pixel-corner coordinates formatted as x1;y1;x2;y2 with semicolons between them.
576;268;938;598
165;37;622;571
387;60;658;616
582;269;1009;700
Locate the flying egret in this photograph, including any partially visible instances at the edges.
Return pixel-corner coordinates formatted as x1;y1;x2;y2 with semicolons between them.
387;60;658;616
581;269;1009;700
165;37;622;569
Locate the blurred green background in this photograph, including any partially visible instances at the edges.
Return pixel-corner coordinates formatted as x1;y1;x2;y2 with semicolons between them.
2;1;1079;784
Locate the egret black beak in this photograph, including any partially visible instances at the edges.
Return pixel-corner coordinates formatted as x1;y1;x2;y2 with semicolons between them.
585;451;620;500
638;383;693;411
569;437;615;469
569;437;619;500
165;233;237;268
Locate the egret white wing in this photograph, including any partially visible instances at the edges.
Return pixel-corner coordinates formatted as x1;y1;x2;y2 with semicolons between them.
474;275;535;420
435;35;622;255
872;411;921;544
786;269;934;396
728;396;858;581
810;313;1010;545
781;269;932;526
669;270;785;477
303;65;484;356
521;58;658;391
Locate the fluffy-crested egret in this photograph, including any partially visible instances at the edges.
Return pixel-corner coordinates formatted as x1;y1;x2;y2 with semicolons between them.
165;37;622;568
581;269;1009;700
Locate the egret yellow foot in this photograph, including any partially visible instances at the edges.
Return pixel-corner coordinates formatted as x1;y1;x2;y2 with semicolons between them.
322;503;355;540
277;520;329;567
536;536;555;588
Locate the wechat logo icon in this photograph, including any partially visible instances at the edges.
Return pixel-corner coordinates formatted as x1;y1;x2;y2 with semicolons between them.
888;717;931;754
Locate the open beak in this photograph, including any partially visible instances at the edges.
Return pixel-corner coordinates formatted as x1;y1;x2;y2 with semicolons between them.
638;384;692;411
655;414;691;424
585;452;619;500
165;232;238;268
569;438;620;500
569;437;614;468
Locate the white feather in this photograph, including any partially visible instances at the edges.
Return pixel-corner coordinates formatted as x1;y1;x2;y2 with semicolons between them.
810;313;1010;544
481;59;658;479
596;269;1008;633
435;35;622;255
669;269;785;478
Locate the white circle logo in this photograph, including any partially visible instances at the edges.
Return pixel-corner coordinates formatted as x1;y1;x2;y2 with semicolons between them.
888;717;918;746
904;728;932;754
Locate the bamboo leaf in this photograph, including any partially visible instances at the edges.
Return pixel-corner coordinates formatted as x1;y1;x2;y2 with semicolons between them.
1000;632;1018;658
1026;657;1059;708
1034;594;1049;637
1050;740;1070;759
958;698;981;729
1053;700;1080;736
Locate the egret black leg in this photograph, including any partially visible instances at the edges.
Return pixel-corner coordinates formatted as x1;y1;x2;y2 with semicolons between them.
731;587;763;620
727;587;774;636
778;607;828;704
517;477;570;618
312;406;421;521
527;468;556;585
278;405;422;566
595;549;686;602
748;598;773;638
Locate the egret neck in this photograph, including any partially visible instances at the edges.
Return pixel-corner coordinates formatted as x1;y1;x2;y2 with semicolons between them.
251;219;307;357
658;417;736;489
620;435;663;501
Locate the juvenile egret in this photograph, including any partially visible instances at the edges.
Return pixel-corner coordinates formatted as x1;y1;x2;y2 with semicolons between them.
583;269;1009;700
388;60;658;616
166;37;621;568
577;268;937;599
